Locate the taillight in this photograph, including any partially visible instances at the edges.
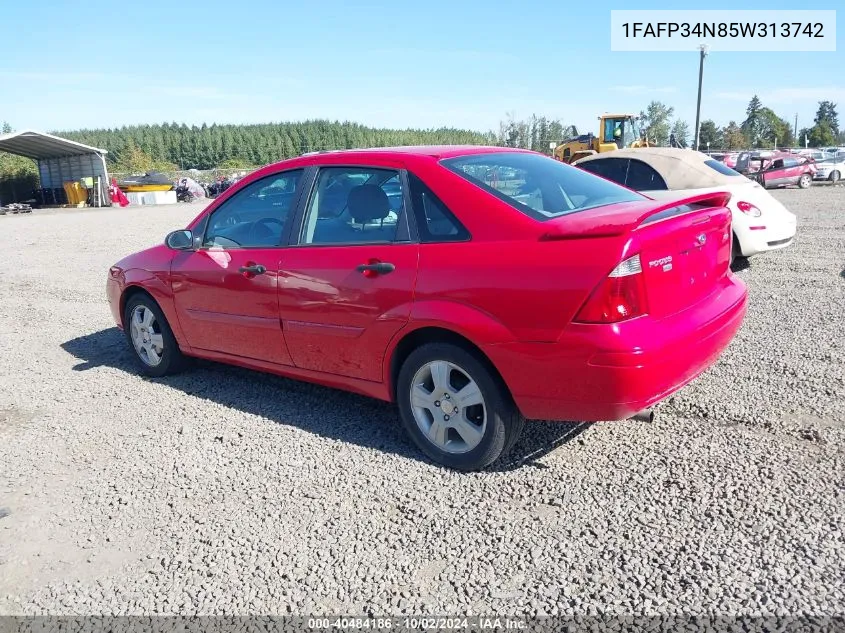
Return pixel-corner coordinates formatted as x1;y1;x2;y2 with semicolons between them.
574;254;648;324
736;201;762;217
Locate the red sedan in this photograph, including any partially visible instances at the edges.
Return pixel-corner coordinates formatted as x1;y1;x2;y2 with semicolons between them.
107;146;747;470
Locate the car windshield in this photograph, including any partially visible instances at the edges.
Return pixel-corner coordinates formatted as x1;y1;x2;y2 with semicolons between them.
441;152;644;221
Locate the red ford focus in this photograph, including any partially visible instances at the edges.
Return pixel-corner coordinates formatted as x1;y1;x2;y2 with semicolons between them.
107;146;747;470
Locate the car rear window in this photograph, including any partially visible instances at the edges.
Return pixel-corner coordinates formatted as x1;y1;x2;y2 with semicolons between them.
704;159;741;176
441;152;643;221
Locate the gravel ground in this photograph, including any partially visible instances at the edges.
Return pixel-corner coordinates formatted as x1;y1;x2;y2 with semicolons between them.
0;188;842;617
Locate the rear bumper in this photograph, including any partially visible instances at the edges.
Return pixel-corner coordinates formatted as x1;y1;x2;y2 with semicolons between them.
736;217;797;257
487;275;747;421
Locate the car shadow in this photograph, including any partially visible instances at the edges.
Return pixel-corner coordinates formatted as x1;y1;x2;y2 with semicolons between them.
60;328;589;472
731;257;751;273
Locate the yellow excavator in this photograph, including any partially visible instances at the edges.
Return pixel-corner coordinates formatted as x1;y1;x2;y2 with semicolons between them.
554;114;651;164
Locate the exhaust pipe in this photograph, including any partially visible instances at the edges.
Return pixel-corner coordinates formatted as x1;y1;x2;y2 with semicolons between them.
629;408;655;423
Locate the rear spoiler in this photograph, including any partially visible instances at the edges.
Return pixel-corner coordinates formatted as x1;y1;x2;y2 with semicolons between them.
538;191;732;241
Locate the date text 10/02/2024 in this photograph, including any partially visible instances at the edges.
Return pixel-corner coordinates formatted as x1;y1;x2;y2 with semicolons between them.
307;617;527;630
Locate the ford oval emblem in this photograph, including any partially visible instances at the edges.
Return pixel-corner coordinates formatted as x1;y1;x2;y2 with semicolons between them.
697;233;707;245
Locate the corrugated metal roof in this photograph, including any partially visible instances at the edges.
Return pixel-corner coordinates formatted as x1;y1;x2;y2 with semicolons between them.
0;130;108;160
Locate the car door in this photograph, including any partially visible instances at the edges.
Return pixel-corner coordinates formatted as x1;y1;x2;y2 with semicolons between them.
277;165;418;382
765;159;787;187
170;169;305;365
780;157;801;185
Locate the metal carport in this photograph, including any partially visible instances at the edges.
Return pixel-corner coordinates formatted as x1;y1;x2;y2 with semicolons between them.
0;130;110;206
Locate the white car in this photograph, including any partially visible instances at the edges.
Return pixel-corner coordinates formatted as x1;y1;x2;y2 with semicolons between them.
575;147;797;263
813;152;845;183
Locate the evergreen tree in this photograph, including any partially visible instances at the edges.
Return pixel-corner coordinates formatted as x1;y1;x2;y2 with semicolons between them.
697;120;722;149
741;95;766;145
814;101;839;134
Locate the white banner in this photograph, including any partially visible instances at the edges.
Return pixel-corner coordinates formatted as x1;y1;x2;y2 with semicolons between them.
610;10;836;52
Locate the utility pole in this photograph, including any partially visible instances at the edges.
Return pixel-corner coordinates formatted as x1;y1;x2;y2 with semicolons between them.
794;113;798;142
693;44;709;151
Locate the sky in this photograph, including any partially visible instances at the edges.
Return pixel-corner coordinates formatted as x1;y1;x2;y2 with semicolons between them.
0;0;842;135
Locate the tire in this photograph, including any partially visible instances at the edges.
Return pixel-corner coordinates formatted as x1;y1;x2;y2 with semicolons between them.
123;293;187;377
830;171;840;184
396;342;525;471
798;174;812;189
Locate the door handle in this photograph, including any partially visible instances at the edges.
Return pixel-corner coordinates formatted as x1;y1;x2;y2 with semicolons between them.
356;262;395;275
238;263;267;275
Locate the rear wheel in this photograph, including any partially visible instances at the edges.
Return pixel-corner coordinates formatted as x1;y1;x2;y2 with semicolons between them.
396;343;525;471
798;173;812;189
124;294;187;377
829;170;840;184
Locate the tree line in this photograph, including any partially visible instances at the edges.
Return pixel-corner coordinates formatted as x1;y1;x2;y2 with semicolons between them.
0;119;496;201
499;97;843;152
62;121;496;173
1;96;843;202
697;98;842;150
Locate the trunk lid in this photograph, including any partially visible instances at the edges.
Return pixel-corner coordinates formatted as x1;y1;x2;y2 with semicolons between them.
635;199;732;318
542;192;733;320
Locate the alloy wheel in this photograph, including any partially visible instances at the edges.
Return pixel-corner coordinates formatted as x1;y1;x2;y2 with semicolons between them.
409;360;487;454
129;305;165;367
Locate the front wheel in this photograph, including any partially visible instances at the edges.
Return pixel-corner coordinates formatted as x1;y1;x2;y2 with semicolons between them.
397;343;525;471
124;294;187;377
829;170;840;184
798;174;812;189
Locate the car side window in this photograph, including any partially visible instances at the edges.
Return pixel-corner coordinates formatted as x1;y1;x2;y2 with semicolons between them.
299;167;406;245
624;159;668;191
577;158;629;187
407;172;469;242
203;170;303;248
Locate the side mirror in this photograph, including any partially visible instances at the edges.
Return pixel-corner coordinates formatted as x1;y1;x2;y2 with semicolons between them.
165;229;194;251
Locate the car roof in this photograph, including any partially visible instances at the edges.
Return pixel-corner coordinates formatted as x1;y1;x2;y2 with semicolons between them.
233;145;537;189
575;147;744;189
299;145;529;159
247;145;534;178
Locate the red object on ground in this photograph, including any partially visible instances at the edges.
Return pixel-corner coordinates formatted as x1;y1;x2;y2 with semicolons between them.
110;178;130;207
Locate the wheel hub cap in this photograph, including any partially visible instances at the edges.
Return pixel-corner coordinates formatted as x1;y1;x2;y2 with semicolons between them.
130;305;164;367
409;360;487;455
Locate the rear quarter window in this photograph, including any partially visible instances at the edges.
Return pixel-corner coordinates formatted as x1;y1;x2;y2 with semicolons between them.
704;159;741;176
624;159;668;191
442;152;643;221
577;158;629;186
